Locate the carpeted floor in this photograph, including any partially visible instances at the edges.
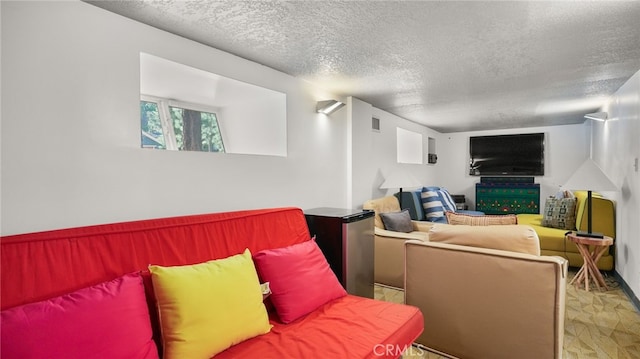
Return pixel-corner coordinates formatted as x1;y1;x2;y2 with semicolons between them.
375;269;640;358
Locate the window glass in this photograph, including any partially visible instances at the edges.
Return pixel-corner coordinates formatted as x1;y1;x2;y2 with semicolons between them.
168;105;225;152
140;97;225;153
140;101;165;149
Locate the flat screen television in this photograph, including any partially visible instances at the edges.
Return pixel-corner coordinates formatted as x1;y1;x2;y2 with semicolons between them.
469;133;545;176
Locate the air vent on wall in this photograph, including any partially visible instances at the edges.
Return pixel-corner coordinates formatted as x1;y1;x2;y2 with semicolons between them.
372;117;380;132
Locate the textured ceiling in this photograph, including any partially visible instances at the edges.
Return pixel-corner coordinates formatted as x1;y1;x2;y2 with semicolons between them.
87;1;640;133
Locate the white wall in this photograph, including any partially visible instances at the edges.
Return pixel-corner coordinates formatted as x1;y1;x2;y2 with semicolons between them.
219;96;287;156
1;1;434;235
1;1;350;235
592;69;640;299
437;124;590;209
349;98;440;209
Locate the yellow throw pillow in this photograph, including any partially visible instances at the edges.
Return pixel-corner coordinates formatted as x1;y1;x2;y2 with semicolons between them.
149;249;271;359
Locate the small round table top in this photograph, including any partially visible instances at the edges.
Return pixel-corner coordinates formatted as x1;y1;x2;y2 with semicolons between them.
566;232;613;246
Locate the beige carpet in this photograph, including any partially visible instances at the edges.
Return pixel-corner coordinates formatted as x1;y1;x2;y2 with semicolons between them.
375;269;640;358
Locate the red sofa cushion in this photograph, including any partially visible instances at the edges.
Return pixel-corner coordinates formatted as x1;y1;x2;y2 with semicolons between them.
216;294;424;359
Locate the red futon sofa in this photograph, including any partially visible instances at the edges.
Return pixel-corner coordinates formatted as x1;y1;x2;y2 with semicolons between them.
1;207;423;358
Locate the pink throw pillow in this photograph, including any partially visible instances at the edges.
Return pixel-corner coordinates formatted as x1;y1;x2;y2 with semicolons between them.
1;272;159;359
253;240;347;323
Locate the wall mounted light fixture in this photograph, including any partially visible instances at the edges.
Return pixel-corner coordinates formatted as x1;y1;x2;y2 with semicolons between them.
316;100;345;115
584;112;608;121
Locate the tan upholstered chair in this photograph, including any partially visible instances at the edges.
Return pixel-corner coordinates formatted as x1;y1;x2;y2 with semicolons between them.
405;224;567;359
362;196;433;288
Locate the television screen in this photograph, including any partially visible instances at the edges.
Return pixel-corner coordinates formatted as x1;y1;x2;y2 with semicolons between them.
469;133;545;176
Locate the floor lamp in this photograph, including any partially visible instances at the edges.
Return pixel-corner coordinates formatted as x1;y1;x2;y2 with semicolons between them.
380;172;423;210
563;159;617;238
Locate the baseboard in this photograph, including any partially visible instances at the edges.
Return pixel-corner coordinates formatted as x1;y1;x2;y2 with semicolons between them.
614;270;640;313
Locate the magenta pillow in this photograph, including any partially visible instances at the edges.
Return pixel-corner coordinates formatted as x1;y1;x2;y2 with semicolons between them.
253;240;347;323
1;272;159;359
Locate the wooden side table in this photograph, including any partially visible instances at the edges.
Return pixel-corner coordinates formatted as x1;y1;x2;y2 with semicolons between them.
567;233;613;291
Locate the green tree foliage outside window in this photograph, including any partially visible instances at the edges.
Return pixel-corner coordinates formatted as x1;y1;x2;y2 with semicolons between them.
169;107;225;152
201;112;225;153
140;101;165;149
140;98;225;153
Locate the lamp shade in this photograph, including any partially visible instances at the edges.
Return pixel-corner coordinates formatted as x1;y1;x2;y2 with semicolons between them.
563;159;617;192
380;171;422;190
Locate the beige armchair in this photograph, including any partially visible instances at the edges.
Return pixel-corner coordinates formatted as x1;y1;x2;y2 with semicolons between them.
405;224;567;359
363;196;434;288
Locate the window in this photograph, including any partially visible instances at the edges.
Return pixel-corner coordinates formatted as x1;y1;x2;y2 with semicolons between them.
141;96;225;153
140;53;287;157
